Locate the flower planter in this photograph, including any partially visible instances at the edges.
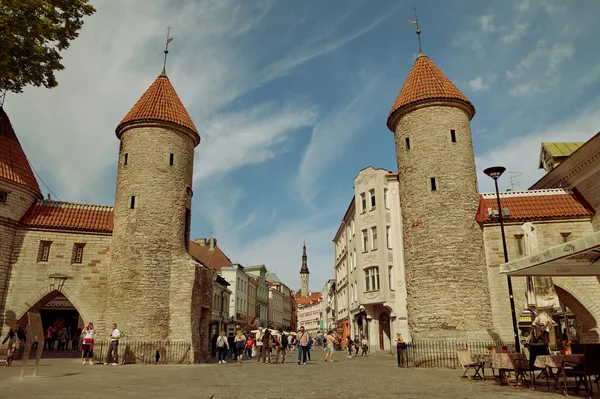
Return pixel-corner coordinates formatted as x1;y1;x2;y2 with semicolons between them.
560;350;566;355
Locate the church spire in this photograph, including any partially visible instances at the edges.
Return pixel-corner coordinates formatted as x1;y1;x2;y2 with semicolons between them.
300;242;309;274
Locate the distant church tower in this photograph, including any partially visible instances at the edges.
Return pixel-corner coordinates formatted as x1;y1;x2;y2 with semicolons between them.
386;51;493;341
107;66;201;341
300;243;309;296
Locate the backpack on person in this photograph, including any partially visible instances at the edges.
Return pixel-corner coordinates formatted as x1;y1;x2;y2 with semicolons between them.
217;336;225;348
281;333;288;347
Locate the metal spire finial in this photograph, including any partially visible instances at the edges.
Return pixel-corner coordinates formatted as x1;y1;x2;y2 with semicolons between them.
409;6;423;55
162;26;174;75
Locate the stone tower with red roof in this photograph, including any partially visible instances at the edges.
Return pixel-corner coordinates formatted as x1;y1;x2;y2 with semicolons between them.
107;68;211;358
300;243;309;297
387;52;493;341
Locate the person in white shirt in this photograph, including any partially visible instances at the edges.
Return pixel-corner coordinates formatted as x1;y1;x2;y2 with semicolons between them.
255;327;264;363
104;323;120;366
81;323;95;365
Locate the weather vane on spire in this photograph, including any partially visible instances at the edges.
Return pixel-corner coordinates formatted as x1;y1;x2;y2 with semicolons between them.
162;26;174;74
408;6;423;54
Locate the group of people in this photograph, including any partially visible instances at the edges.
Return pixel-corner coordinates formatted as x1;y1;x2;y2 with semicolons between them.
1;321;121;367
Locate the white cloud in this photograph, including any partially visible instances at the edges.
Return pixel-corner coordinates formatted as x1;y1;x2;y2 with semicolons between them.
576;64;600;89
476;105;600;193
479;14;498;32
501;22;528;43
468;75;496;92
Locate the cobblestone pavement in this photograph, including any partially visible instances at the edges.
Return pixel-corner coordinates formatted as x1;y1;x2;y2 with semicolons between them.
0;351;571;399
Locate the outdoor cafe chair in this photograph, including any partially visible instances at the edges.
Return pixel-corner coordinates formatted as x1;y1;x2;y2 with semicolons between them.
565;344;600;396
516;343;549;389
457;348;484;380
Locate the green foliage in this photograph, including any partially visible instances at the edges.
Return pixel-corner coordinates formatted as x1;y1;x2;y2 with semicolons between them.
0;0;96;93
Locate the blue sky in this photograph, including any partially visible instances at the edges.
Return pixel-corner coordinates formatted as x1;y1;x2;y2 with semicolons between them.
6;0;600;292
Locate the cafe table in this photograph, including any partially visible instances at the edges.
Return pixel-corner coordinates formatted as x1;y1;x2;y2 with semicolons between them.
491;353;528;386
533;354;585;396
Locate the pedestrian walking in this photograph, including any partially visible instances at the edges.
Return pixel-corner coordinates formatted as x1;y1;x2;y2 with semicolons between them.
72;327;81;352
43;326;54;351
346;335;354;358
307;336;314;361
296;326;310;365
227;333;235;359
211;333;218;359
361;336;368;356
66;327;72;351
81;322;95;365
245;335;255;360
261;329;273;364
324;330;335;362
396;333;407;367
2;322;26;367
353;335;360;357
216;331;229;364
104;323;121;366
275;328;287;364
255;327;264;363
234;330;246;364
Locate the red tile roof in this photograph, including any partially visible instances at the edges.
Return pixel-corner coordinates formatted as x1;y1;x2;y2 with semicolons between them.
387;54;474;131
475;189;594;223
188;239;232;271
295;292;322;307
116;72;199;143
20;200;114;232
0;107;41;195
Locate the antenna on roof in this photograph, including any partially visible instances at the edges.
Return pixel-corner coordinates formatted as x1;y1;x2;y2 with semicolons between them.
503;172;523;191
210;230;216;239
162;26;174;75
408;6;423;54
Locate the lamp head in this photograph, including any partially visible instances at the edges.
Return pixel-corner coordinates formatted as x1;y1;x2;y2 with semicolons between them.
483;166;506;180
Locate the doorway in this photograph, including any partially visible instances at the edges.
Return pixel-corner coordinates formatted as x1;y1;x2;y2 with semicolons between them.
379;312;390;351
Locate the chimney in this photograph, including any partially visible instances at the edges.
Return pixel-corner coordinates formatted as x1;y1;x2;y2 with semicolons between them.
209;237;217;250
194;238;207;246
47;193;52;200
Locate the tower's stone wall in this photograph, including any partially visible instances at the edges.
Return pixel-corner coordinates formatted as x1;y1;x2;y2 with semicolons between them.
300;273;309;297
0;182;41;334
107;125;195;342
393;104;493;340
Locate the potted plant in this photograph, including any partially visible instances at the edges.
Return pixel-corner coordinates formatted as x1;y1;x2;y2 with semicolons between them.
501;345;508;354
487;345;495;354
557;339;565;355
564;341;571;355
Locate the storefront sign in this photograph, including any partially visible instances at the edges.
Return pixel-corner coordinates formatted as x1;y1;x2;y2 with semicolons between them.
42;299;75;309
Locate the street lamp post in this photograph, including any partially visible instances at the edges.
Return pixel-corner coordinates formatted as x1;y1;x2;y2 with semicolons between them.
483;166;521;353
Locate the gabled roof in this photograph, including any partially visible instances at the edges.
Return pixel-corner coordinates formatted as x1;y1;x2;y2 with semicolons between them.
475;189;594;223
538;142;585;169
295;292;322;307
188;239;232;271
0;107;41;195
387;54;474;131
20;200;114;233
116;72;199;144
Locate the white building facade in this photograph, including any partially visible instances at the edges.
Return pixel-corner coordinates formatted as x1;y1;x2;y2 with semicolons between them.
333;167;409;353
297;299;322;335
219;263;249;333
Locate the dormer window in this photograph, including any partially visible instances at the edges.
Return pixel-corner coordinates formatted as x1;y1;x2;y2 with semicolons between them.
0;191;6;203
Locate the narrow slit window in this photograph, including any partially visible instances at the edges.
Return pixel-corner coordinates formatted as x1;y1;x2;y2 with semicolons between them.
0;191;7;203
450;130;456;142
169;153;174;166
130;196;136;209
430;178;437;191
124;153;128;165
405;137;411;149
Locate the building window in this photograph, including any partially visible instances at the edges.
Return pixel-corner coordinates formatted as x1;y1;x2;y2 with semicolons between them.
351;219;355;236
429;177;437;191
124;153;128;165
38;241;52;262
184;208;191;251
72;243;85;264
369;189;376;210
450;129;456;142
360;193;366;213
389;266;394;290
515;234;524;256
365;267;380;292
0;191;7;203
405;137;410;149
353;249;356;269
371;227;377;250
386;226;392;249
362;229;368;252
169;153;174;166
561;232;571;243
384;188;389;209
130;196;136;209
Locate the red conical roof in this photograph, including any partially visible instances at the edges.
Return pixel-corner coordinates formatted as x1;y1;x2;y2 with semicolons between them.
116;72;199;144
387;54;475;131
0;107;41;195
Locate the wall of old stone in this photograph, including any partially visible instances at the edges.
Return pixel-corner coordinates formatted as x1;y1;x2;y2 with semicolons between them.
483;218;600;342
0;182;39;334
108;125;195;342
393;104;492;340
2;227;111;336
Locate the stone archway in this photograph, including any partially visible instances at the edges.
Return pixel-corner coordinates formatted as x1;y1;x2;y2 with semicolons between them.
554;285;599;343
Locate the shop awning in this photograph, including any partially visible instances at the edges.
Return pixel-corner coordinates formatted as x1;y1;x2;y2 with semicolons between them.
500;231;600;277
